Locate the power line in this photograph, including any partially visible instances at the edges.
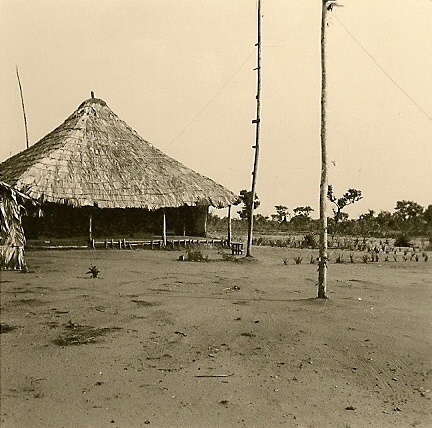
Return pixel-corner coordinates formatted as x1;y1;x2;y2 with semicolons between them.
333;15;432;121
164;50;256;149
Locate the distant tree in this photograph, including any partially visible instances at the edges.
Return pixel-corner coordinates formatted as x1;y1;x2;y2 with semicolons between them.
237;190;260;222
327;185;362;235
376;210;394;233
291;206;314;230
376;210;390;223
359;209;375;221
394;200;424;221
254;213;270;230
357;209;377;235
207;212;227;230
273;205;290;223
423;205;432;229
293;206;314;218
393;200;424;233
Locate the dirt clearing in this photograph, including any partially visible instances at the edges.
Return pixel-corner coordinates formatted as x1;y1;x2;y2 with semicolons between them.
1;247;431;428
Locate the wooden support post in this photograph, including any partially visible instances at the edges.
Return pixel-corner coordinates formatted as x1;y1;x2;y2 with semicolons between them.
88;215;93;245
203;207;208;237
162;210;167;247
227;205;232;248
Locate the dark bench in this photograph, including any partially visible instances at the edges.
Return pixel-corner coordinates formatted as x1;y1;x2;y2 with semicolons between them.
231;242;244;255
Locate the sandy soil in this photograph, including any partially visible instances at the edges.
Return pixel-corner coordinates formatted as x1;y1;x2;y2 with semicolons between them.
1;246;431;428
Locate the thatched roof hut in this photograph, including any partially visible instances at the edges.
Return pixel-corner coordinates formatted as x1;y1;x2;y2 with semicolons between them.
0;96;237;210
0;181;31;270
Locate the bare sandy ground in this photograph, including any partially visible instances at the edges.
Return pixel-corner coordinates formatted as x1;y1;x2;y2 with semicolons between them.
1;246;431;428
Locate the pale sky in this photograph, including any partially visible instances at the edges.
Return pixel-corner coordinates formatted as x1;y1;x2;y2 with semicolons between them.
1;0;431;219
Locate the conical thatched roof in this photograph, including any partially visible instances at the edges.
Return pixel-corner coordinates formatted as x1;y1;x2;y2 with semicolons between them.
0;97;238;209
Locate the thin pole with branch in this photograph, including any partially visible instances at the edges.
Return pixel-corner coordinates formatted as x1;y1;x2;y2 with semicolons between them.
246;0;262;258
16;66;29;149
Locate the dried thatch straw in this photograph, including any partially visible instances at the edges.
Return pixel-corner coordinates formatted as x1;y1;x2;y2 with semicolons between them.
0;181;31;270
0;97;238;209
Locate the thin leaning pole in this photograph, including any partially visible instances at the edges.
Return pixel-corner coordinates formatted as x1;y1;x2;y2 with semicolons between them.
16;66;29;149
246;0;262;258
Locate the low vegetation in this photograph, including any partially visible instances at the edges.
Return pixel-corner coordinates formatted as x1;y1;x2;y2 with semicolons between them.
0;323;17;334
186;248;208;262
208;192;431;252
52;322;120;346
86;265;100;278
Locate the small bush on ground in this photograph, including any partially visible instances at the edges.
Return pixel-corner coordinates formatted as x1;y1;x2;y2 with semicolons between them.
0;324;17;334
186;249;208;262
87;265;100;278
335;253;344;263
53;322;120;346
394;234;412;248
219;251;238;262
302;234;317;249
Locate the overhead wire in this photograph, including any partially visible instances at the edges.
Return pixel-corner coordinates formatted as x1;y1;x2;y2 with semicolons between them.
163;49;256;149
333;14;432;121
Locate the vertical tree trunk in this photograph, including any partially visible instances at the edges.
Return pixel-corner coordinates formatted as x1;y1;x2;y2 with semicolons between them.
318;0;329;299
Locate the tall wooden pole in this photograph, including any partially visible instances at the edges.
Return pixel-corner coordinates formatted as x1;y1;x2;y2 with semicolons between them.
16;66;29;149
318;0;329;299
246;0;262;258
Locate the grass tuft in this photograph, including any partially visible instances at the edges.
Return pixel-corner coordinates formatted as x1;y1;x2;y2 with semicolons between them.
0;323;17;334
53;322;121;346
294;256;303;265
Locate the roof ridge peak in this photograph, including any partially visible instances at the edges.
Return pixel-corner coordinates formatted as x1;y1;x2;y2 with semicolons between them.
78;98;107;108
